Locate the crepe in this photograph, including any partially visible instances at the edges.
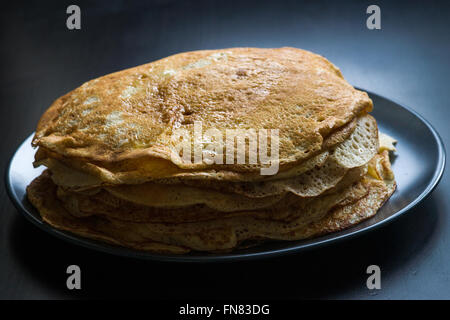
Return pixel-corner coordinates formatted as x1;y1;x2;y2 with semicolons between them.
53;164;367;223
32;47;372;175
27;151;395;252
26;47;397;254
33;106;359;185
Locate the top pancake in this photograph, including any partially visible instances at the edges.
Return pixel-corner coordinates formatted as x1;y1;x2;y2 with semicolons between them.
32;47;372;172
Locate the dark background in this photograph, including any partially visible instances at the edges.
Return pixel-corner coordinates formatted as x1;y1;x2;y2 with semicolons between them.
0;0;449;299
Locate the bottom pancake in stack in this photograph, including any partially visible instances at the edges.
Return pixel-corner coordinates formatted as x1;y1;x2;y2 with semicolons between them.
27;115;397;254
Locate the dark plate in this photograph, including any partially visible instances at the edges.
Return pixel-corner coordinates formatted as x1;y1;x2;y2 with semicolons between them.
5;90;446;262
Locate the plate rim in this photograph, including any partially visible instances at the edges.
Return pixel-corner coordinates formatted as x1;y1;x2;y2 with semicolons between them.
4;89;446;263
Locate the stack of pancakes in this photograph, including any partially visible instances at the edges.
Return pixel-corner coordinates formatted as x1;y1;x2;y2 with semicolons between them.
27;47;396;253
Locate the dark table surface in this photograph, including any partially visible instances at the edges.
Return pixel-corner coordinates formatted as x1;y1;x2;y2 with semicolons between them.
1;0;449;300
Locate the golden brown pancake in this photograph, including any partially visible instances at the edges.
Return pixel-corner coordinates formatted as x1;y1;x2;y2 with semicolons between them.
32;47;372;174
27;151;395;252
53;164;367;223
33;114;374;186
26;47;396;254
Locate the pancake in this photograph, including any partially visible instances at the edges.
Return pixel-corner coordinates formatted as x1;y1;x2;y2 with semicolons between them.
175;114;377;196
53;164;367;223
104;160;360;204
26;172;190;254
32;47;372;173
277;150;396;240
33;113;358;185
27;151;395;252
36;147;330;187
26;47;396;254
37;116;376;213
34;113;372;187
